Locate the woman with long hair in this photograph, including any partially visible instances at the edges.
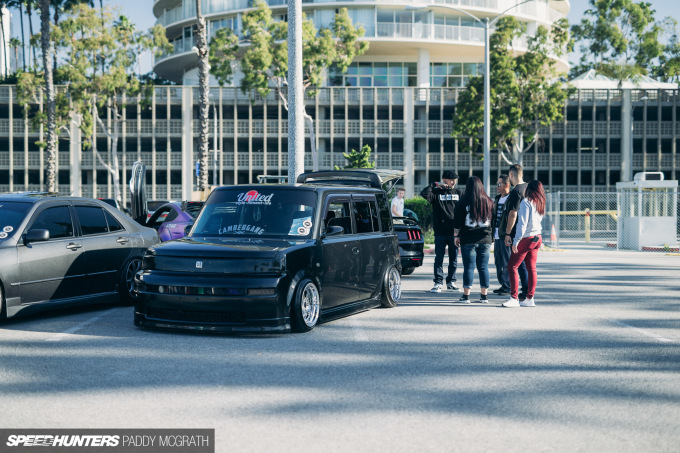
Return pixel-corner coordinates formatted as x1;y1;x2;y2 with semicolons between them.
453;176;494;303
502;180;546;308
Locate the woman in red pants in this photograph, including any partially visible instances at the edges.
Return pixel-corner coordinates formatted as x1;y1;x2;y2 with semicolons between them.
502;180;546;308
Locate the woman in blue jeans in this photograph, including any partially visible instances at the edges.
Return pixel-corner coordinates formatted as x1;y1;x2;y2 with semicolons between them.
453;176;494;303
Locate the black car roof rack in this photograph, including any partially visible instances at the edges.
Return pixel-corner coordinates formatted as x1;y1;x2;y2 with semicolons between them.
297;169;406;191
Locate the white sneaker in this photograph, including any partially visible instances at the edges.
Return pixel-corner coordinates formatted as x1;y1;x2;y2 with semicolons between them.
431;283;442;293
520;297;535;307
502;298;520;308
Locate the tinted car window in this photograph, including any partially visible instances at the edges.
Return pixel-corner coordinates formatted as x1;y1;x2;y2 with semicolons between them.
0;201;32;241
31;206;74;239
369;200;380;232
104;210;124;232
325;201;353;234
75;206;109;235
353;201;374;234
376;193;392;232
192;189;316;238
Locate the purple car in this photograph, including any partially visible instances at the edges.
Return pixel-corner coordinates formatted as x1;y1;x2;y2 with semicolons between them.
146;201;204;242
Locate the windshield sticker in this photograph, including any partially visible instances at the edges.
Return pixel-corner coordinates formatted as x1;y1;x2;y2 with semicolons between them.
3;226;13;233
236;190;274;205
0;232;7;239
219;224;265;235
290;216;313;235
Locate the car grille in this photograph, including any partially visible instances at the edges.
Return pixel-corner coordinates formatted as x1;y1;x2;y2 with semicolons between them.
145;308;246;324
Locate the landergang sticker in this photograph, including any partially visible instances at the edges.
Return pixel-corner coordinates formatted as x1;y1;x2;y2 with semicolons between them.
219;224;265;235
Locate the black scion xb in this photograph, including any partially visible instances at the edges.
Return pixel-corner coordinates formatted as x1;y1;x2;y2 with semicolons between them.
133;170;403;333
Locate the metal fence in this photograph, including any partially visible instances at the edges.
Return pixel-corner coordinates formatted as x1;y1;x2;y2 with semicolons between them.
543;191;680;252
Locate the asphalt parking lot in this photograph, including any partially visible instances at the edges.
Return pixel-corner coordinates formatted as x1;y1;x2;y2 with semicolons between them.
1;248;679;452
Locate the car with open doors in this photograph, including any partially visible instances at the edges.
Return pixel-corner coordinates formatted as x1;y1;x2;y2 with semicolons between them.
132;170;404;333
0;193;159;320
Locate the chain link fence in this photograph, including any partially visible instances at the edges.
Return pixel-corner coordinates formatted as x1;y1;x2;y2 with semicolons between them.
543;191;679;252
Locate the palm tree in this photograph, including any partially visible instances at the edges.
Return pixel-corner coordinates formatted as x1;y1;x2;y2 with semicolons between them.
0;3;9;78
39;0;57;191
9;37;21;71
6;0;26;70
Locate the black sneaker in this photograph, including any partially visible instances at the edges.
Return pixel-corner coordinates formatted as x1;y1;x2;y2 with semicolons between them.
519;293;527;302
458;294;470;304
478;295;489;304
447;282;459;291
493;288;510;295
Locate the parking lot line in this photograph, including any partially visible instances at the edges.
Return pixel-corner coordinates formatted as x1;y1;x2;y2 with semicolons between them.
45;309;118;342
603;317;674;343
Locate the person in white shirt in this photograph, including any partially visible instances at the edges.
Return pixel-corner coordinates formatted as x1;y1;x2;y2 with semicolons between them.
502;180;546;308
391;187;405;217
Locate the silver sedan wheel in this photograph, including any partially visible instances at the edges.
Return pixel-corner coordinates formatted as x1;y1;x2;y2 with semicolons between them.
388;267;401;301
125;258;142;296
300;282;320;327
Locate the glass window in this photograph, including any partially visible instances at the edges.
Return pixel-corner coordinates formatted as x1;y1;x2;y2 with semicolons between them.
406;63;417;75
75;206;109;236
358;62;372;75
31;206;74;239
376;193;392;232
374;76;388;87
369;201;380;232
104;210;124;232
449;77;463;87
388;63;404;75
0;201;31;241
353;201;374;234
374;62;388;75
359;77;372;87
325;201;352;234
377;9;394;22
432;77;446;87
345;77;358;87
449;63;462;76
192;189;317;239
388;76;403;86
463;63;478;75
431;63;447;76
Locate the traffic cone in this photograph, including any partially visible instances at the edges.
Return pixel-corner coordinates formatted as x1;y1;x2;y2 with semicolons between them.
550;224;557;242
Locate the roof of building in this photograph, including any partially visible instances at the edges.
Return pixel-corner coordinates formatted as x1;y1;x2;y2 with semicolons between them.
569;69;677;89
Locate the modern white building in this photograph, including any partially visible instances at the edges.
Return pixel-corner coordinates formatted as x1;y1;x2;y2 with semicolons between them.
1;0;679;209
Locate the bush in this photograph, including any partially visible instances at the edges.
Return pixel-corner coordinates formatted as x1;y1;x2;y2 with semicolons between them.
404;197;433;232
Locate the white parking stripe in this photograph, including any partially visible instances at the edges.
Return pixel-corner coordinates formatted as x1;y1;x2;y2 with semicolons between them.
45;309;117;342
603;317;674;343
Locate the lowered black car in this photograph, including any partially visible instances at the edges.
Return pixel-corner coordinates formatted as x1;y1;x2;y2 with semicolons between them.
133;170;403;333
0;193;159;319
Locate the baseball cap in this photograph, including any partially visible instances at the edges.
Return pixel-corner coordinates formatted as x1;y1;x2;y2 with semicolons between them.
442;170;459;180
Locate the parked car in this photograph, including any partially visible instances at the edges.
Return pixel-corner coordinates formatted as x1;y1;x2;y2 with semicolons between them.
146;201;205;242
133;170;404;333
0;193;159;320
393;216;424;275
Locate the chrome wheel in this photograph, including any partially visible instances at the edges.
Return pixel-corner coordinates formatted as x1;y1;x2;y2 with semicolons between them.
387;267;401;302
300;282;320;327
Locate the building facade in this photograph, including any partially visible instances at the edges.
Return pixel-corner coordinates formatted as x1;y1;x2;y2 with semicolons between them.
1;0;679;203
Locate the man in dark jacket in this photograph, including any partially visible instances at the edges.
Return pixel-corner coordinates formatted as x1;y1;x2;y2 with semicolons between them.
420;170;464;292
491;174;512;295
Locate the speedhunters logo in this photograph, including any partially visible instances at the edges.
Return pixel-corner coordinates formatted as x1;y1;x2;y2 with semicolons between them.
236;190;273;205
1;429;214;452
6;435;119;447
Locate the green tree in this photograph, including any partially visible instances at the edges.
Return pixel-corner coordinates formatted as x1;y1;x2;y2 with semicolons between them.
336;144;375;169
655;18;680;82
452;17;571;166
570;0;664;81
209;0;368;171
18;4;170;199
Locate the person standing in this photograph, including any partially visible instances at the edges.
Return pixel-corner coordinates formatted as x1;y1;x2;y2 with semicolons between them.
491;175;512;295
453;176;493;303
500;164;528;300
420;170;463;292
502;180;546;307
391;187;405;217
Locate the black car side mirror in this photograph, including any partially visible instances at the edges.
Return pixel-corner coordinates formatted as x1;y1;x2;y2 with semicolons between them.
322;226;344;237
184;224;193;236
25;229;50;243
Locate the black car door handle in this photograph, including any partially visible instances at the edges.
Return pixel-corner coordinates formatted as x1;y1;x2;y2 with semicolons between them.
352;247;360;254
66;243;82;251
117;237;129;244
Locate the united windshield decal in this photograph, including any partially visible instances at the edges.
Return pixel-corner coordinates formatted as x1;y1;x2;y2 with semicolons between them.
236;190;274;205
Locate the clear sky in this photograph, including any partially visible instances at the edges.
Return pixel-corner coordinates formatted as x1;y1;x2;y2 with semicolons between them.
9;0;680;73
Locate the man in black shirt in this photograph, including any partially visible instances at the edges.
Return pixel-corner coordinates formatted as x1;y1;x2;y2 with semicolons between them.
420;170;464;292
491;174;512;295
